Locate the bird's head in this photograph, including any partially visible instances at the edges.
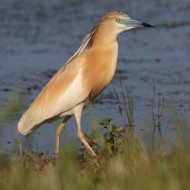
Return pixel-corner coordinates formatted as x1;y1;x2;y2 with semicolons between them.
68;11;154;60
99;12;154;35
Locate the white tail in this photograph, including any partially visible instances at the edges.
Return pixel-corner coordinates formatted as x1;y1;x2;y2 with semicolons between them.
18;107;45;136
18;113;35;136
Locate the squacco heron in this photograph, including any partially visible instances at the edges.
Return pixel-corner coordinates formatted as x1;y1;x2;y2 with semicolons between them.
18;12;153;157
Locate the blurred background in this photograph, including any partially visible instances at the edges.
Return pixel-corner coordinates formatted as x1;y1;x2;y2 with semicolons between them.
0;0;190;154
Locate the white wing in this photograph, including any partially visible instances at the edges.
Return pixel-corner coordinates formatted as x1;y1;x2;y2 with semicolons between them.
18;56;88;135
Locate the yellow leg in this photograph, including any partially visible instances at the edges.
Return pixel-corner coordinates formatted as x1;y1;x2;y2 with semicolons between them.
55;116;71;156
75;103;97;157
78;130;97;157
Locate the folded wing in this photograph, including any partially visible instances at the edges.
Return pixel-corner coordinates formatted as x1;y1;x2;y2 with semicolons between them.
18;56;88;135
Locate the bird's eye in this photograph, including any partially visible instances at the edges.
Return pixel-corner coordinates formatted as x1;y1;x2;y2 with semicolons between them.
115;18;121;23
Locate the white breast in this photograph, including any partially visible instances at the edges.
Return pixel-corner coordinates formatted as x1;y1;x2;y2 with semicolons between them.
56;69;87;115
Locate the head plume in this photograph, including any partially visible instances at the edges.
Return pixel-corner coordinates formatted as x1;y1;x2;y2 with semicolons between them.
65;12;128;64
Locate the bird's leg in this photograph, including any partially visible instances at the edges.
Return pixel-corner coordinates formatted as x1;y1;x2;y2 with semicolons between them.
55;116;71;157
74;103;97;157
78;129;97;157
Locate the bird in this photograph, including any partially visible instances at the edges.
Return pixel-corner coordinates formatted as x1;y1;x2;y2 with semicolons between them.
18;11;153;157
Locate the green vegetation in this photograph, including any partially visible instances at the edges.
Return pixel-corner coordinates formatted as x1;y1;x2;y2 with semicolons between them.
0;122;190;190
151;81;165;136
0;88;190;190
115;74;135;128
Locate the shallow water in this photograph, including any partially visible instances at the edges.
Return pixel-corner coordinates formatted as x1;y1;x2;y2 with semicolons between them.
0;0;190;154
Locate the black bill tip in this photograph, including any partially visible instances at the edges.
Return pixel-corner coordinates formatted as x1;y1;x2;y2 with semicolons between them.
142;22;154;27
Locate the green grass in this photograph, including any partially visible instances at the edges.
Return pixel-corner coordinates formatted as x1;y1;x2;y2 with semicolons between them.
0;128;190;190
1;89;190;190
114;73;135;128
